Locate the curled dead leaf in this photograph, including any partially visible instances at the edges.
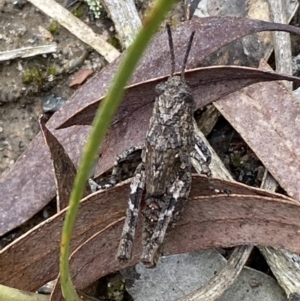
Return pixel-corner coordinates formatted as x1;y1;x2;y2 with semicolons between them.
39;118;86;210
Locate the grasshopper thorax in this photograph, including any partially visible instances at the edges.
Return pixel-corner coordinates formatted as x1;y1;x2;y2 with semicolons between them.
153;76;195;124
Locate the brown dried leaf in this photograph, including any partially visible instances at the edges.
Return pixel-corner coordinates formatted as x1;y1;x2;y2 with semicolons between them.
190;0;298;67
57;66;300;179
215;60;300;200
0;176;299;295
69;69;93;87
1;17;300;236
53;191;300;301
39;117;84;210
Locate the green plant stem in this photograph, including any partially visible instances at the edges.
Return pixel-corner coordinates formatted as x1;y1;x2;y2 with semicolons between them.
0;285;49;301
59;0;178;300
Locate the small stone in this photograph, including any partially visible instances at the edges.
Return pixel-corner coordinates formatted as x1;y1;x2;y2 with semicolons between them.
42;94;66;114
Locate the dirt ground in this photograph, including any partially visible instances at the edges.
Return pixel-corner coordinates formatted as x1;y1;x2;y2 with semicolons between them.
0;0;114;177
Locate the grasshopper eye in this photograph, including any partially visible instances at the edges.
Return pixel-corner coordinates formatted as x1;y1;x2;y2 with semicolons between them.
155;82;166;95
179;92;193;103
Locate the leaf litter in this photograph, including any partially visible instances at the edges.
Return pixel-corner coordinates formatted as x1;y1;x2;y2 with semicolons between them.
58;65;300;185
215;60;300;200
1;15;300;299
39;117;89;210
0;176;299;295
2;17;300;235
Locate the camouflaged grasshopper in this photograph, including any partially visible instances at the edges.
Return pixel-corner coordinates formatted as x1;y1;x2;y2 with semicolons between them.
88;24;222;267
115;24;219;267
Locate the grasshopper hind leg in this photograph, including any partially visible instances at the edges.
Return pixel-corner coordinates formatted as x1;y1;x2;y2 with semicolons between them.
141;164;192;267
117;162;146;261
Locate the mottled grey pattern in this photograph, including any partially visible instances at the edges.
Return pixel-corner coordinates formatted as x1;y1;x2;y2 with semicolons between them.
116;26;218;267
141;76;195;267
117;76;200;267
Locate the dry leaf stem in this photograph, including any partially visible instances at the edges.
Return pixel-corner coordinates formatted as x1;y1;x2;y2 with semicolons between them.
175;246;253;301
27;0;120;63
270;0;294;89
101;0;142;48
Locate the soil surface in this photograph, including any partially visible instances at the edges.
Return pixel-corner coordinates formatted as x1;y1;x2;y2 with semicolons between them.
0;0;114;177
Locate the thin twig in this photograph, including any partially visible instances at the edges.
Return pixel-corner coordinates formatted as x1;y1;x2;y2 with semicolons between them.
0;44;57;62
270;0;294;90
101;0;142;48
175;244;253;301
27;0;120;63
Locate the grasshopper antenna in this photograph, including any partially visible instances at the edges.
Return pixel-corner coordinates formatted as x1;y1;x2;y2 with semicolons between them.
166;23;175;76
181;31;195;81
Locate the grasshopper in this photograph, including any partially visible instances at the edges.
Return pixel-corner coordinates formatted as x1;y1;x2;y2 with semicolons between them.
88;24;223;267
116;24;218;267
